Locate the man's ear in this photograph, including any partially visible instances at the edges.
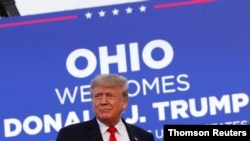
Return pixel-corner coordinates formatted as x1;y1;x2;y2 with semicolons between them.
122;98;128;109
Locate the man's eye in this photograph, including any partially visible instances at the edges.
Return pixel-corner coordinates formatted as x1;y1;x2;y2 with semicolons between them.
108;95;115;98
94;95;101;98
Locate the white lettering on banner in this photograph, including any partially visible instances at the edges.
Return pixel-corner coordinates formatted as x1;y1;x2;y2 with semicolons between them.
55;73;190;104
66;39;174;78
125;105;139;124
99;44;127;74
4;118;21;137
55;86;79;104
152;93;249;120
207;120;248;125
66;48;97;78
152;128;164;139
128;74;189;97
3;110;90;138
142;39;174;69
55;85;91;104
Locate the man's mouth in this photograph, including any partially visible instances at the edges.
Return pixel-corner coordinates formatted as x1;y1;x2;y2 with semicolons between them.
99;109;111;112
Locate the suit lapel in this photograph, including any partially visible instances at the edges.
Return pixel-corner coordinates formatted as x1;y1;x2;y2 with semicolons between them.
87;118;104;141
122;119;140;141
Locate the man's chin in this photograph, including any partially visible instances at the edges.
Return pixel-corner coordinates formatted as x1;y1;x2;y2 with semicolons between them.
98;112;111;118
98;116;114;123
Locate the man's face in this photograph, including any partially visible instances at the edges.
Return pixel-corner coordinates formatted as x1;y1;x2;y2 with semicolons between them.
92;86;128;125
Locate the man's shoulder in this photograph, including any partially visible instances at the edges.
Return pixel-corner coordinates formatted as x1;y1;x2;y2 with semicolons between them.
56;119;101;141
126;123;153;135
125;123;154;141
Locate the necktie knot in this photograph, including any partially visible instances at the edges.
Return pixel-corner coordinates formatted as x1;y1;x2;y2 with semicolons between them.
107;126;117;133
107;126;117;141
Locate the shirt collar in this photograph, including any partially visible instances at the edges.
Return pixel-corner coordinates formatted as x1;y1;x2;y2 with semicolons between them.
96;118;124;135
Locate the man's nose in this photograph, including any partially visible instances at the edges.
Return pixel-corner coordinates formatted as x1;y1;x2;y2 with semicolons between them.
100;96;108;104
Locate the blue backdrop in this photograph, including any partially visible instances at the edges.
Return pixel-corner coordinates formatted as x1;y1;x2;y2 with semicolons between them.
0;0;249;140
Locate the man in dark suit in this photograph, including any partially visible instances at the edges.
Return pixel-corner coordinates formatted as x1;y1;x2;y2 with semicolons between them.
56;74;155;141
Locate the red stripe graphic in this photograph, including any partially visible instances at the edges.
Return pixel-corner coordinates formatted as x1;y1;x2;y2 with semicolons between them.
154;0;215;9
0;15;78;28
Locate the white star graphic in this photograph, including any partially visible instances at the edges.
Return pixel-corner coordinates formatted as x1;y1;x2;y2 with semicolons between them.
85;12;92;19
126;7;133;14
139;5;146;12
112;8;119;16
98;10;106;17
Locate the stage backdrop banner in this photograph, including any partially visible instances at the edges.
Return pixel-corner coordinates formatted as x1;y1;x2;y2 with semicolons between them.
0;0;249;141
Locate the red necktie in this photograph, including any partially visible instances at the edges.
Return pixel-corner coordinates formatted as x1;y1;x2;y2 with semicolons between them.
107;126;117;141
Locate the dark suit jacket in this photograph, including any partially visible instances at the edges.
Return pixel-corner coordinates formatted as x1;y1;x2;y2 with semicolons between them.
56;117;155;141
